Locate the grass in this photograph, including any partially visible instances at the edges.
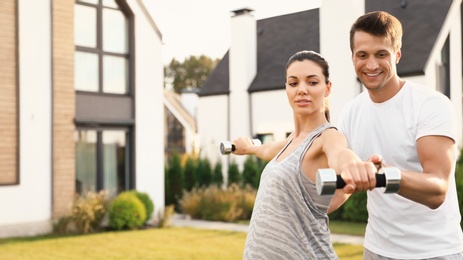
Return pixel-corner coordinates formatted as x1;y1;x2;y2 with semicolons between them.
329;220;367;236
0;226;364;259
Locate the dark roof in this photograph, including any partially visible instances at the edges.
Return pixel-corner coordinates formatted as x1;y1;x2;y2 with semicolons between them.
200;9;319;97
366;0;453;76
199;0;453;97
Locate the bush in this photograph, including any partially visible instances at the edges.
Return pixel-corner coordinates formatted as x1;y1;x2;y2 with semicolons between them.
158;204;175;228
179;183;257;222
109;192;146;230
52;190;109;235
227;160;240;186
183;155;198;191
130;190;154;223
341;191;368;222
212;160;224;187
198;157;212;187
242;156;260;189
166;153;183;210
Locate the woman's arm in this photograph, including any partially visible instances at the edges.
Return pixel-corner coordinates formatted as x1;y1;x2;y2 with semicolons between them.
231;135;291;161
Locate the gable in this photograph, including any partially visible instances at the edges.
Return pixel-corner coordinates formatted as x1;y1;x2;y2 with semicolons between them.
200;0;453;97
366;0;453;76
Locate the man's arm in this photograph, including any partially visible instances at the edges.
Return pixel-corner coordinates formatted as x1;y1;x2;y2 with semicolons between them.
397;135;454;209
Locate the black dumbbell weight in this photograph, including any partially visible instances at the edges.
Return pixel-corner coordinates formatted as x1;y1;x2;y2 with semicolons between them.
220;139;262;155
316;167;401;195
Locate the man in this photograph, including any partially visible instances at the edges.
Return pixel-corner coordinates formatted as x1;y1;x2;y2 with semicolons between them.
338;11;463;259
232;11;463;259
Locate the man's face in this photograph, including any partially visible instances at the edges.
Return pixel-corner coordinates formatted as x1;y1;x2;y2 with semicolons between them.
351;31;401;92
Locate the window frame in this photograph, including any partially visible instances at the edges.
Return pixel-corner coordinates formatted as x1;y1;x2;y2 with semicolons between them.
74;0;134;96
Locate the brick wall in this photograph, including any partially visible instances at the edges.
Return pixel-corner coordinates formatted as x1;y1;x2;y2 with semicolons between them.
52;0;76;217
0;0;18;185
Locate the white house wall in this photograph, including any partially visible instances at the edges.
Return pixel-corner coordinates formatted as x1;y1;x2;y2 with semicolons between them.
320;0;364;125
128;0;165;221
423;0;463;146
197;95;229;175
251;90;293;141
0;0;53;238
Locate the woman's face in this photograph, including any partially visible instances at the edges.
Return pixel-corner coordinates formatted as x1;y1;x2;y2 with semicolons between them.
285;60;331;117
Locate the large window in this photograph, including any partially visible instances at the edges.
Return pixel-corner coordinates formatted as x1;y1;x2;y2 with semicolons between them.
76;129;130;197
74;0;129;94
74;0;133;196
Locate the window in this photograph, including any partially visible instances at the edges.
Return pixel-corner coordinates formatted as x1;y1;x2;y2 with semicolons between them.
76;129;130;197
165;109;185;156
74;0;129;94
437;35;450;98
74;0;134;197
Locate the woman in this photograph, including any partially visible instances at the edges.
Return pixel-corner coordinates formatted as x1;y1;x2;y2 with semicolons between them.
234;50;377;259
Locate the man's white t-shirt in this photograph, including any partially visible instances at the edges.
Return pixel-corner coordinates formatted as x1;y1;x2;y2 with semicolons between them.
337;81;463;259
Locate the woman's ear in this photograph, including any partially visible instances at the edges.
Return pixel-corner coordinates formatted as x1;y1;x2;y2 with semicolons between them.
325;81;332;97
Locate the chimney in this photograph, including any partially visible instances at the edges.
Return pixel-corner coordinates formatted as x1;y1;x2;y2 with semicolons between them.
320;0;364;124
229;7;256;139
229;7;257;170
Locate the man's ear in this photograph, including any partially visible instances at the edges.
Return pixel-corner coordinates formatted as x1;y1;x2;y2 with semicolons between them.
396;50;402;64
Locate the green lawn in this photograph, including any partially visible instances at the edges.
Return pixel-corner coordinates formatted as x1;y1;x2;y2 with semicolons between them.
0;226;364;259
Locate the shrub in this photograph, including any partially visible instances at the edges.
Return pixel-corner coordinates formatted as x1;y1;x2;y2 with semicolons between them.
198;157;213;187
242;156;260;189
183;155;198;191
109;192;146;230
227;160;240;186
212;160;224;187
53;190;110;235
179;183;257;222
167;152;183;210
341;191;368;222
130;190;155;223
158;204;175;228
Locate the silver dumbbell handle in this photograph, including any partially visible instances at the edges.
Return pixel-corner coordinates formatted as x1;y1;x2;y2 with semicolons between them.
220;139;262;155
316;167;401;195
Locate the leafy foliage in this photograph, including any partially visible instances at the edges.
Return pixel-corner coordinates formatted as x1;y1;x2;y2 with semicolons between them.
183;155;198;192
241;156;260;189
129;190;155;223
179;184;256;222
166;152;183;211
109;192;146;230
198;157;212;187
212;160;224;187
164;55;219;93
53;190;109;234
227;160;240;186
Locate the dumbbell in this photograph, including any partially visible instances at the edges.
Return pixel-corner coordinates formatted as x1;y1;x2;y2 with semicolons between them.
220;139;262;155
316;167;401;195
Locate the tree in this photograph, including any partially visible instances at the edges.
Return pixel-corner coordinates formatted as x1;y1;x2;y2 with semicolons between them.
164;55;219;94
212;160;224;187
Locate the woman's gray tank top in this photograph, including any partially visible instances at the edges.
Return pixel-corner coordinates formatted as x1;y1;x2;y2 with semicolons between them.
243;123;337;260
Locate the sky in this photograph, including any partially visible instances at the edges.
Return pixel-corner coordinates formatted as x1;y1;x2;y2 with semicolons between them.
144;0;321;65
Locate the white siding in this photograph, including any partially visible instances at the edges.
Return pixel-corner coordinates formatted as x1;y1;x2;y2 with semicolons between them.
128;0;165;221
251;90;293;140
0;0;53;237
197;95;229;180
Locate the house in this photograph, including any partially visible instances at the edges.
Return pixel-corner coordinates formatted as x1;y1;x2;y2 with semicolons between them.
0;0;165;238
197;0;463;177
164;89;199;160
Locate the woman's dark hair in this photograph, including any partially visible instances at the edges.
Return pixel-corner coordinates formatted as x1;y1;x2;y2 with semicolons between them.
286;50;330;84
285;50;330;121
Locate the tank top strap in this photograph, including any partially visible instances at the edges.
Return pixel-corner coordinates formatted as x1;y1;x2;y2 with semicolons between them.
299;122;336;161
